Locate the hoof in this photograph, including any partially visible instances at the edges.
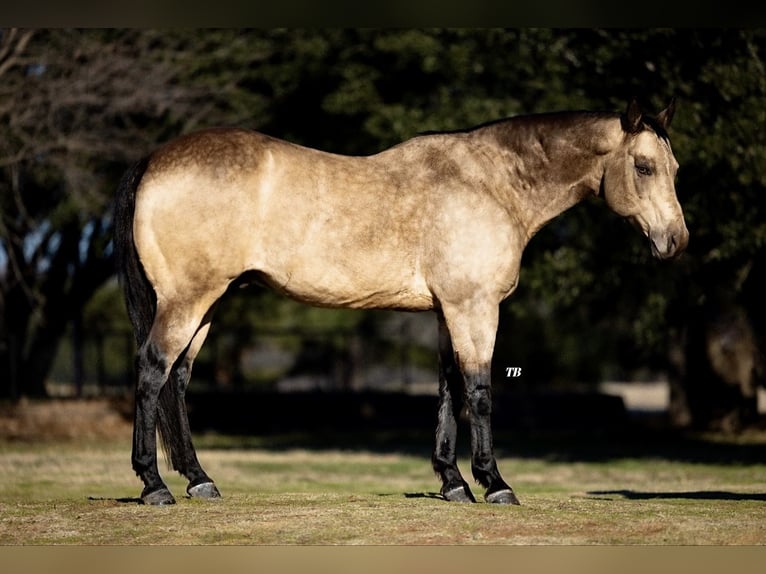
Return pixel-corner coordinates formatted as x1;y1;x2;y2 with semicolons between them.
485;488;521;505
141;487;176;506
187;481;221;500
442;484;477;503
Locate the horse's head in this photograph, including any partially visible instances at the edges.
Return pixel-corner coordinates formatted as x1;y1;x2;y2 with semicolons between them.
603;98;689;260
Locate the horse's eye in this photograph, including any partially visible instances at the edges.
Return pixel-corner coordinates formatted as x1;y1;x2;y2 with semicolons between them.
635;164;652;177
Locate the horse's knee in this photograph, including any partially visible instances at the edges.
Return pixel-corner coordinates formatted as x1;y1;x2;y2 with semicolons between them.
466;384;492;417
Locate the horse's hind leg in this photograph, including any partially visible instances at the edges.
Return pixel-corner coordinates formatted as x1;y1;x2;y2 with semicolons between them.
132;299;217;505
157;320;221;500
432;313;476;502
132;335;177;505
440;298;520;505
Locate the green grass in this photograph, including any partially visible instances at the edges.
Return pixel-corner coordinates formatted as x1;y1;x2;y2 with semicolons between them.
1;430;765;544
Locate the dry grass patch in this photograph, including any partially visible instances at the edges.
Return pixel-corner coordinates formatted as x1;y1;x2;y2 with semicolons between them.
1;440;765;544
1;400;765;545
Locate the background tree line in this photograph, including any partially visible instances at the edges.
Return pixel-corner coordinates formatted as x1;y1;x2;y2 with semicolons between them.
1;29;764;429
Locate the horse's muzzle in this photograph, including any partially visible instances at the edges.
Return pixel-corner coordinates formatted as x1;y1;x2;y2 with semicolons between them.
650;223;689;260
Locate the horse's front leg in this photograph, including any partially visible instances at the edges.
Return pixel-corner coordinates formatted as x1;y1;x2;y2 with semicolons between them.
441;299;520;505
432;313;476;502
463;365;519;504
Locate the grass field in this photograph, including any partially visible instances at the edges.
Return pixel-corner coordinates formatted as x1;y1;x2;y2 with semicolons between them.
1;400;765;545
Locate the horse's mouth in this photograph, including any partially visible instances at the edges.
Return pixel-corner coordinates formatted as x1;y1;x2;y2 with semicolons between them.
649;226;689;260
627;214;688;260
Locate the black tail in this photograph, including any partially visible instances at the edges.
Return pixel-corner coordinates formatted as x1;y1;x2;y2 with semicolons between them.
114;156;154;347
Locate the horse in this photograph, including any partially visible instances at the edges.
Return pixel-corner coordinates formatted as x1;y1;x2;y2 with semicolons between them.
114;98;687;506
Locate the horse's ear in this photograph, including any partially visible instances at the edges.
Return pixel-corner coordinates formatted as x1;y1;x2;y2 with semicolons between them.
655;96;676;130
622;98;643;133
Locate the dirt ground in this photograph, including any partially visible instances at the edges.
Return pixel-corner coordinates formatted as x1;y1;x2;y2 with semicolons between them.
0;398;133;442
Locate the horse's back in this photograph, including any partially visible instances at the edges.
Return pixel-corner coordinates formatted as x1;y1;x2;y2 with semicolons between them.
133;128;438;311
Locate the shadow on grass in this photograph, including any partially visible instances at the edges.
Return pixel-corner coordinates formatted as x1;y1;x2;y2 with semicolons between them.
402;492;444;500
587;489;766;501
87;496;144;504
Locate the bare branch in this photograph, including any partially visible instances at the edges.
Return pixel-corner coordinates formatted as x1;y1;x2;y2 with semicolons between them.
0;28;35;77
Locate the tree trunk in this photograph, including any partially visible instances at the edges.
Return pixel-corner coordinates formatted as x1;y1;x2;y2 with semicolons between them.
0;218;114;398
0;281;36;398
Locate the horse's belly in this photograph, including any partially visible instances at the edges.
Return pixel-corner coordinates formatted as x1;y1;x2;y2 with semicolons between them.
257;263;434;312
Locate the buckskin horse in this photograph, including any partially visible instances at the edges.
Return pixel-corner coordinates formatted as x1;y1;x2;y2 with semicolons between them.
114;98;687;505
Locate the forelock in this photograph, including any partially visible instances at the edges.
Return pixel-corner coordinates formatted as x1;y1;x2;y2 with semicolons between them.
642;116;671;143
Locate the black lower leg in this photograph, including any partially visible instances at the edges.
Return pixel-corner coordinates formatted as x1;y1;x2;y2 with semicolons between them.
465;375;519;505
432;380;475;502
432;317;475;503
132;342;175;505
158;358;220;498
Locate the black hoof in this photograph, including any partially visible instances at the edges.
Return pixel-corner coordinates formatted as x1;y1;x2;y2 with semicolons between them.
141;487;176;506
442;484;477;503
187;481;221;500
485;488;521;505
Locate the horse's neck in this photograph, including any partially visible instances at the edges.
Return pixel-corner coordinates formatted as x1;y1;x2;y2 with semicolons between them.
483;115;622;241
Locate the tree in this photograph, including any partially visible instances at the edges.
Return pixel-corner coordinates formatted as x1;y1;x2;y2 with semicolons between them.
0;29;221;397
490;30;766;428
2;29;764;432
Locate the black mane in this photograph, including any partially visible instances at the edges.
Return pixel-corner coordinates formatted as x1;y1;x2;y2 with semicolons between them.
416;110;618;138
417;108;670;142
